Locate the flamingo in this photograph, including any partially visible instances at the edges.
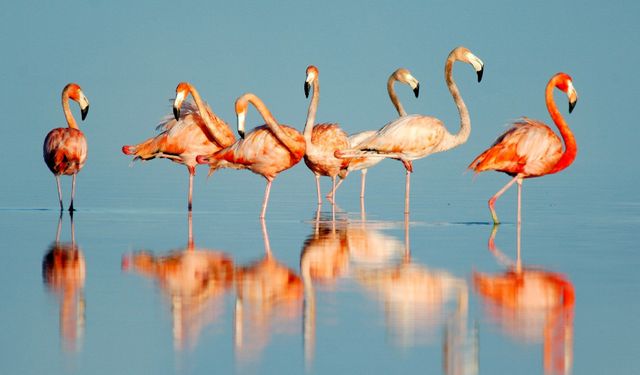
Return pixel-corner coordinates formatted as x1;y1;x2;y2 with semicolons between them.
196;93;305;218
43;83;90;212
122;82;235;211
334;68;420;202
468;73;578;224
336;47;484;213
302;65;351;205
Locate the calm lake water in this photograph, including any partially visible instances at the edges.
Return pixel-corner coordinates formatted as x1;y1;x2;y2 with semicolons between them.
1;160;638;375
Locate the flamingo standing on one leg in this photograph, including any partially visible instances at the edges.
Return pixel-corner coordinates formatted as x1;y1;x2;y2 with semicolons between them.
43;83;90;212
302;65;351;205
122;82;235;211
336;47;484;213
196;93;305;218
468;73;578;225
334;68;420;201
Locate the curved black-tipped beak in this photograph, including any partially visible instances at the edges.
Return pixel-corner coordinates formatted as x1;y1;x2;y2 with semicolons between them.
173;107;180;121
477;66;484;82
413;83;420;98
569;99;577;114
304;82;310;98
81;105;89;121
238;129;245;139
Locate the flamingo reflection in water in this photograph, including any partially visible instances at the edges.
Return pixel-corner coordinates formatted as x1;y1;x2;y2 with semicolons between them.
122;213;234;350
473;225;574;375
234;219;303;364
42;214;86;352
353;216;477;374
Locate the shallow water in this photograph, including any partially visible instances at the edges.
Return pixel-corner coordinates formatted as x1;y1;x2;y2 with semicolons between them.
2;163;638;374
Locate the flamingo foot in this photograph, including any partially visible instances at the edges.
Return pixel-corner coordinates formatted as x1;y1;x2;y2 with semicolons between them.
68;202;75;212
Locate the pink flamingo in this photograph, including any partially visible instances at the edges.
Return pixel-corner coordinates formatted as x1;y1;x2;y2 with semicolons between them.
196;93;305;218
336;47;484;213
122;82;235;210
302;65;351;205
468;73;578;224
43;83;90;211
334;68;420;200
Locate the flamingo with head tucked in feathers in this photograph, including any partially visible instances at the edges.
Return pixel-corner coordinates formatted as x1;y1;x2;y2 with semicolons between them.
335;47;484;214
43;83;90;212
196;93;305;219
122;82;235;211
468;72;578;225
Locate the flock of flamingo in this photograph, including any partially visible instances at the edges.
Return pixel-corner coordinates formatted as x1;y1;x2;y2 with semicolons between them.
43;46;579;223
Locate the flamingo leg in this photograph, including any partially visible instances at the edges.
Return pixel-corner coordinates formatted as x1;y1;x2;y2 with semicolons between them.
401;160;413;214
55;175;63;211
260;180;273;219
516;177;523;272
315;175;322;206
488;175;520;224
360;169;367;199
326;176;337;204
187;166;195;211
69;174;77;212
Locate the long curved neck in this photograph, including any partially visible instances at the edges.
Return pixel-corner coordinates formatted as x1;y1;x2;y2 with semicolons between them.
62;90;78;129
245;94;300;154
303;79;319;142
547;79;577;174
387;75;406;116
443;57;471;148
187;84;219;134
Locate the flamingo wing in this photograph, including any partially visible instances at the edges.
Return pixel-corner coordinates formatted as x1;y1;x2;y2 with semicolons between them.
43;128;87;175
469;118;563;176
305;123;351;174
356;115;447;160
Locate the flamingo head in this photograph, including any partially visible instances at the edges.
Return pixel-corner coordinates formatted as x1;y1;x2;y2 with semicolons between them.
64;83;90;121
305;65;319;98
235;97;247;139
554;73;578;113
173;82;191;120
393;68;420;98
451;46;485;82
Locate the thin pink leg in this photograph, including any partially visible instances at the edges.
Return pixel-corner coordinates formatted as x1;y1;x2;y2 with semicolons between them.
360;169;367;199
260;180;273;219
516;177;523;272
488;175;520;224
327;176;337;205
404;170;411;214
55;175;63;211
260;218;272;258
187;211;194;250
69;174;77;212
315;175;322;206
187;166;195;211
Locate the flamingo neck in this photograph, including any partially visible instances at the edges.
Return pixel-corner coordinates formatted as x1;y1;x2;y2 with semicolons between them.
442;57;471;149
62;91;79;129
245;94;301;155
187;84;218;136
387;75;406;117
303;79;319;142
546;79;577;174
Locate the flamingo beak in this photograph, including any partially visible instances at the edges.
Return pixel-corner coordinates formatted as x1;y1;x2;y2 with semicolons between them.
81;105;89;121
569;99;577;113
173;106;180;121
477;66;484;82
238;129;245;139
304;82;310;98
413;83;420;98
